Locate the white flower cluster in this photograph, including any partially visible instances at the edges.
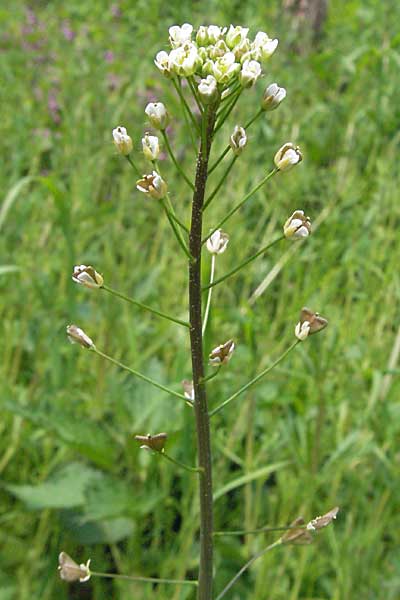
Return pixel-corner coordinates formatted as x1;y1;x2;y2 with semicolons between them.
155;23;278;89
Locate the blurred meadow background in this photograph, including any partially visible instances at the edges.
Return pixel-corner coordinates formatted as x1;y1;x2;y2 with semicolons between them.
1;0;400;598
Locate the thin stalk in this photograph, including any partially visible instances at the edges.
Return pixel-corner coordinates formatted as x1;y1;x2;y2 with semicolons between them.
210;340;300;417
202;254;216;336
161;198;194;261
218;83;241;108
91;347;188;402
203;156;237;211
125;154;141;176
215;540;282;600
91;571;198;586
201;365;222;383
203;235;285;290
165;209;190;234
159;451;204;474
188;101;218;600
161;130;195;191
188;76;204;115
214;89;242;133
101;285;190;328
172;77;200;133
202;168;278;245
213;524;307;536
208;109;263;175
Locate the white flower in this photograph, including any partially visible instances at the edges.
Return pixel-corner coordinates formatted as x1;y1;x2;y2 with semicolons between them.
196;26;208;46
169;42;200;77
206;229;230;255
66;325;95;349
239;59;262;88
154;50;172;77
252;31;278;61
208;25;226;44
226;25;249;49
72;265;104;289
142;133;160;161
209;339;235;366
58;552;91;583
274;143;303;172
283;210;311;240
229;125;247;155
295;320;311;341
136;171;167;199
198;75;218;104
169;23;193;48
261;83;286;111
145;102;169;131
213;52;240;84
112;126;133;156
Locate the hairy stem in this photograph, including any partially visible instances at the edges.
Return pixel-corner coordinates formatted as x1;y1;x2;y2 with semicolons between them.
189;103;217;600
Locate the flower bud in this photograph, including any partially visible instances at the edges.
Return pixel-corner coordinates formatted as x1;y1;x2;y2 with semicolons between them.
212;52;240;84
283;210;311;240
226;25;249;49
261;83;286;111
209;339;235;367
239;59;262;88
281;517;313;545
229;125;247;155
295;307;328;341
72;265;104;289
274;143;302;172
169;42;200;77
196;25;208;46
169;23;193;48
307;507;339;531
206;229;229;255
58;552;91;583
142;133;160;161
182;380;195;403
112;126;133;156
136;171;167;199
66;325;95;349
145;102;169;131
252;31;278;61
135;433;168;452
198;75;218;104
154;50;172;77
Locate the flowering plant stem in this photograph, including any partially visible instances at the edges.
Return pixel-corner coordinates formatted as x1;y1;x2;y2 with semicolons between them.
101;284;190;328
202;235;285;290
202;168;278;245
214;539;282;600
161;130;195;190
125;154;141;176
160;197;193;261
213;524;307;536
189;100;218;600
90;571;198;586
91;347;188;402
209;340;300;417
159;450;204;474
172;77;200;134
202;254;216;336
203;156;237;211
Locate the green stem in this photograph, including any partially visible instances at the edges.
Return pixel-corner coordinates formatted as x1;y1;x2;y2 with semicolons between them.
210;340;300;417
202;254;215;336
101;285;190;328
218;83;241;108
202;168;278;245
188;76;204;115
214;90;242;133
159;451;204;474
213;524;306;536
161;198;194;261
91;571;198;586
202;235;285;290
172;77;200;133
200;365;222;383
215;540;282;600
165;209;190;234
92;347;188;402
161;130;195;191
203;156;237;211
126;155;141;177
208;109;263;175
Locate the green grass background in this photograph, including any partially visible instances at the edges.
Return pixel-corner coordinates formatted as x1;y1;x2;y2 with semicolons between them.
1;1;399;598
